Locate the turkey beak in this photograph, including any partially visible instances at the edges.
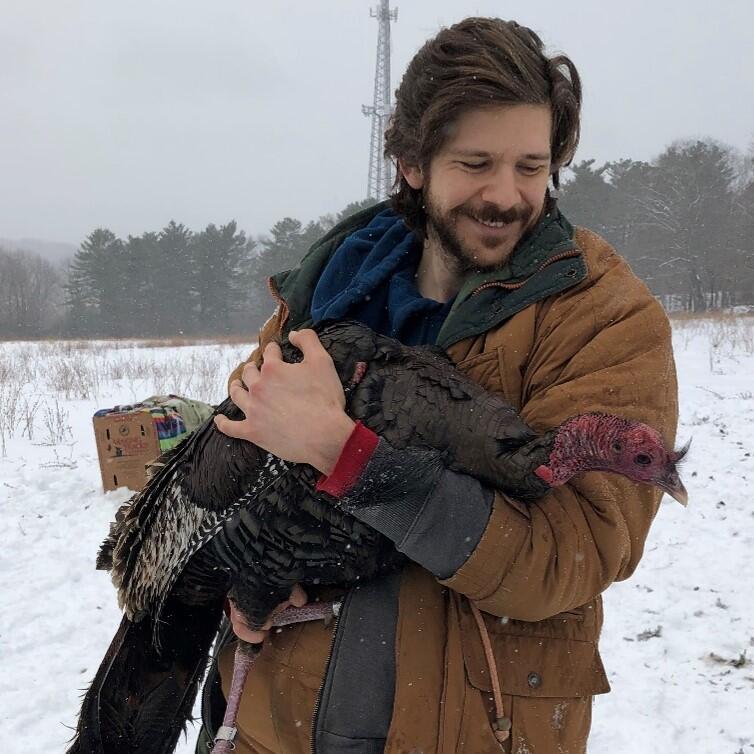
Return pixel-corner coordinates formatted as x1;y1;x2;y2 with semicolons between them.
656;468;688;506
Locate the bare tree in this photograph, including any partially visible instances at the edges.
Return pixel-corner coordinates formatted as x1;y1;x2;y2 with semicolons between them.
0;247;63;336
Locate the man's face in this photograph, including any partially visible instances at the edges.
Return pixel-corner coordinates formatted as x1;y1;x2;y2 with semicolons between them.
403;104;552;274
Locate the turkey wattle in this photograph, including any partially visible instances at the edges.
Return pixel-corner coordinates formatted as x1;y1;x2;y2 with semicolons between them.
68;320;687;754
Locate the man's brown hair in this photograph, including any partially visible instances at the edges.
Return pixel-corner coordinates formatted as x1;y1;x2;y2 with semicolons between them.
385;17;582;237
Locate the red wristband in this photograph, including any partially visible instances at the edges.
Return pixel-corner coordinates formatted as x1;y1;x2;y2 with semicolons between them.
316;421;379;498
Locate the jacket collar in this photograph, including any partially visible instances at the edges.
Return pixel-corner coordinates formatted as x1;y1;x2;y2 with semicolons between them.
270;199;586;348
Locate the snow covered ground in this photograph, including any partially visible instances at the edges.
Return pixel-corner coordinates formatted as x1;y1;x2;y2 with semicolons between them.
1;316;752;754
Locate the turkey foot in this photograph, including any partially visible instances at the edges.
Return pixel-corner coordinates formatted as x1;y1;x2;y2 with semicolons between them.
272;600;341;627
211;601;340;752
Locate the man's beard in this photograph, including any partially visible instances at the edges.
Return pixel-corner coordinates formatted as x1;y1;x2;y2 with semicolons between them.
424;193;536;275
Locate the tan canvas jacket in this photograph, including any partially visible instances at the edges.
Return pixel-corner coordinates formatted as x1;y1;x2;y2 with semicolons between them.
220;227;678;753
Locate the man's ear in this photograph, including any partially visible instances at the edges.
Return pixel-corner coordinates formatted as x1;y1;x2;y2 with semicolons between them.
398;159;424;190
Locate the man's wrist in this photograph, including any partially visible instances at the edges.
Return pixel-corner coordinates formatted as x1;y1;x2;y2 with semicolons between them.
316;421;380;496
310;413;357;476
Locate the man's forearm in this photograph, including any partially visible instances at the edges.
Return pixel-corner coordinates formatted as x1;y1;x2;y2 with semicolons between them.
317;423;493;579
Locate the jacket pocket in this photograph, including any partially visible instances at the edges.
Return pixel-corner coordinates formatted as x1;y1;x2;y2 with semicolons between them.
457;623;608;753
462;629;610;699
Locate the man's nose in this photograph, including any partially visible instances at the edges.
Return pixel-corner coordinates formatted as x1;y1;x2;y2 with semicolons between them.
479;165;520;209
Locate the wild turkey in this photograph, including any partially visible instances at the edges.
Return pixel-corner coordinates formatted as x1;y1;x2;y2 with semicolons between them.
68;319;687;754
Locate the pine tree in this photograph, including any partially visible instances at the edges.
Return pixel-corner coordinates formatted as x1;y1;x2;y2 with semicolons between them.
246;217;307;323
123;232;160;336
559;160;617;243
192;221;251;335
66;228;126;335
156;222;196;335
337;197;380;223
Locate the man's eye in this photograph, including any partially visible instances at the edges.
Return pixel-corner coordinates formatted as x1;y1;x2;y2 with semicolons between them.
459;161;487;170
519;164;544;175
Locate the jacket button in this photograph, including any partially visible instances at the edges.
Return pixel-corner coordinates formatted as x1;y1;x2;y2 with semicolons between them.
527;672;542;689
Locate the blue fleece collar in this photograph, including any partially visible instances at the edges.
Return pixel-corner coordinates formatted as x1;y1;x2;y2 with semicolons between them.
311;210;454;346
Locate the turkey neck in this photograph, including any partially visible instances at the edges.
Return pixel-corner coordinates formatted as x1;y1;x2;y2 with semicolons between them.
544;414;627;485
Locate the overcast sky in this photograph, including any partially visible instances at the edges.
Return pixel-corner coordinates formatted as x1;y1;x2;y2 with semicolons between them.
1;0;753;245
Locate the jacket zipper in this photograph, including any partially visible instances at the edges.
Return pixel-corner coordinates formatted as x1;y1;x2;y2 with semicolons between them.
470;248;581;294
201;619;235;743
310;593;349;754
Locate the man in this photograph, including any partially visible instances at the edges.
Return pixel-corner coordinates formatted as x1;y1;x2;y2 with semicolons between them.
198;17;678;753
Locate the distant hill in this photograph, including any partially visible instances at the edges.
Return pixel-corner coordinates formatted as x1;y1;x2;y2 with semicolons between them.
0;237;78;266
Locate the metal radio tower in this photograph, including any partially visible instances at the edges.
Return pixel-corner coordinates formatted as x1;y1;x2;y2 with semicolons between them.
362;0;397;200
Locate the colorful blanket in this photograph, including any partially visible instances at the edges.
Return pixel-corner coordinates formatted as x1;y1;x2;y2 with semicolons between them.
93;394;215;451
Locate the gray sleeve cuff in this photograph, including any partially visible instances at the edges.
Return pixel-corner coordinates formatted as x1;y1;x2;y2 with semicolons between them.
338;439;493;579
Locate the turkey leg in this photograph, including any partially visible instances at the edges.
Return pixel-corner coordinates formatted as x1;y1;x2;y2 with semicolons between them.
211;600;340;753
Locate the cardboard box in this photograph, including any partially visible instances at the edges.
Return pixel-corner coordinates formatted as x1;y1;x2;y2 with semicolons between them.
93;395;215;493
93;411;162;492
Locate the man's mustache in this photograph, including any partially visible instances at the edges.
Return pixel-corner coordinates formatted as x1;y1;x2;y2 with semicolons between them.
457;202;533;225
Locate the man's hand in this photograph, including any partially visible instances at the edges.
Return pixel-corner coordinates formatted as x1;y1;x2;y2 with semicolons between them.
228;584;308;643
215;329;355;475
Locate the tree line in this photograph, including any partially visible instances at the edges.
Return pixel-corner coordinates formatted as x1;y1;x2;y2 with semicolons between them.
1;137;752;338
0;199;377;338
63;198;380;338
558;139;754;312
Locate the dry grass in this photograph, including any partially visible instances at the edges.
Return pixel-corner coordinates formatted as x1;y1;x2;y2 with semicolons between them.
668;309;754;325
0;334;256;349
47;355;103;400
39;397;73;446
671;312;754;370
132;335;256;349
668;311;754;381
0;373;24;456
0;337;250;455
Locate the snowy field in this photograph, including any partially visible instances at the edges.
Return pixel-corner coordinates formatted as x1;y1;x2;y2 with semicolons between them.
1;316;752;754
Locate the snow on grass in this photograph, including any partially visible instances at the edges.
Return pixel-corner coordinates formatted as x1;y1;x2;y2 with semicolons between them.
592;314;754;754
0;340;249;754
0;317;752;754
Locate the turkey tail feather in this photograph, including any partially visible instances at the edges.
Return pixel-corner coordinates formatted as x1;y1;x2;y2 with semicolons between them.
67;601;223;754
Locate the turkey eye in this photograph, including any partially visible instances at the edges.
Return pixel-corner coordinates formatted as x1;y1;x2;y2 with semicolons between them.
612;441;622;452
634;453;652;466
